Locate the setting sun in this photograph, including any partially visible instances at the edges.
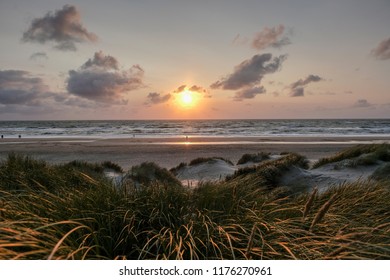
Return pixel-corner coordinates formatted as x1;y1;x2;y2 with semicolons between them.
180;90;195;107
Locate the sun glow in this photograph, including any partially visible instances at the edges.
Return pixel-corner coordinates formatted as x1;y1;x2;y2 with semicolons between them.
180;90;195;107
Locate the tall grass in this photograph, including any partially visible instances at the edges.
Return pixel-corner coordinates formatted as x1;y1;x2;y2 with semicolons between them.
313;143;390;168
237;152;270;165
226;153;309;188
0;152;389;259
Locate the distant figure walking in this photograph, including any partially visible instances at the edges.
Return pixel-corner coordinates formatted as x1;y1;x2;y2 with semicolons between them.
18;135;21;139
1;135;3;139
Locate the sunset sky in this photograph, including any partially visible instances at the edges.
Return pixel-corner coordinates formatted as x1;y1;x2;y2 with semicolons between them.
0;0;389;120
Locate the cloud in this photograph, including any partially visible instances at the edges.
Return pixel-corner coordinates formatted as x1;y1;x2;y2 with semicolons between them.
22;5;97;51
232;34;249;46
371;37;390;60
291;75;323;88
0;70;50;105
30;52;48;60
172;84;210;98
211;53;286;101
234;86;266;101
252;25;291;50
145;92;171;105
353;99;372;108
290;87;304;97
288;74;324;97
189;85;207;93
173;85;187;93
211;53;287;90
81;51;119;70
67;52;144;104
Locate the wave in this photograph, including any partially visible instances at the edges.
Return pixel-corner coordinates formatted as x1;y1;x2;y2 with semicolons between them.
0;119;390;138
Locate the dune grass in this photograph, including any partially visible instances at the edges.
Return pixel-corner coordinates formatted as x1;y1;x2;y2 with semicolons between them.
313;143;390;169
0;152;389;260
125;162;182;187
370;163;390;182
236;152;270;165
226;153;309;188
188;157;234;166
170;157;234;176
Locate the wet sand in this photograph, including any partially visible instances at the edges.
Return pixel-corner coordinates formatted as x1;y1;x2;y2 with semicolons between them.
0;136;389;170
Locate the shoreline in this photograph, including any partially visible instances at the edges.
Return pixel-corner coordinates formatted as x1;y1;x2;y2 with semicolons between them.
1;136;389;169
1;135;390;142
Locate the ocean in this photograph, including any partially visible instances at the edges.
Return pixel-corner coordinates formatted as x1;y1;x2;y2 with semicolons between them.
0;119;389;139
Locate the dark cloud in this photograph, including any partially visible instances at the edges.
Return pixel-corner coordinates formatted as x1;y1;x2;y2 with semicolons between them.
0;70;50;105
371;37;390;60
252;25;291;50
211;53;287;90
289;74;323;97
211;53;286;101
234;86;265;101
30;52;48;60
145;92;171;105
189;85;207;93
172;84;210;97
81;51;119;70
173;85;187;93
353;99;372;108
190;85;211;97
22;5;97;51
290;87;304;97
67;52;144;104
290;75;323;88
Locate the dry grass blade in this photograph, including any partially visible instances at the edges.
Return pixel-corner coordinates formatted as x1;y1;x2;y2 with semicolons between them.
325;243;353;259
303;187;318;219
47;224;89;260
245;224;256;258
310;193;338;231
217;226;236;259
277;242;297;259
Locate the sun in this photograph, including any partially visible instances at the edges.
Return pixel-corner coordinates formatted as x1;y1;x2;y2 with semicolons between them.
180;90;194;107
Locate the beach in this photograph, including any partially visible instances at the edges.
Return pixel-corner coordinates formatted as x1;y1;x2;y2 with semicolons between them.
1;136;389;169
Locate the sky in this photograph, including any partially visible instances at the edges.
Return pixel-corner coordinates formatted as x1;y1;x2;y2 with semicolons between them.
0;0;389;120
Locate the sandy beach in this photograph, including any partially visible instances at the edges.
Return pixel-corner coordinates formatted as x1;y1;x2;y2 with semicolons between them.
1;136;389;169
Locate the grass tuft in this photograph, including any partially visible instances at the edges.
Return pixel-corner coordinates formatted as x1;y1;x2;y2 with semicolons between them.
370;163;390;182
313;144;390;168
0;149;389;260
237;152;270;165
125;162;181;187
226;153;309;188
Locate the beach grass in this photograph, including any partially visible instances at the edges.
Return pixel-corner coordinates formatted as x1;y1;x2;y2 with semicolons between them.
125;162;182;187
313;143;390;169
370;163;390;182
226;153;309;187
236;152;270;165
188;157;234;166
0;149;389;260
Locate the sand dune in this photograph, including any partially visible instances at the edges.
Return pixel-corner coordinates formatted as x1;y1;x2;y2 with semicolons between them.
173;146;389;192
1;137;389;194
279;163;381;193
175;158;237;186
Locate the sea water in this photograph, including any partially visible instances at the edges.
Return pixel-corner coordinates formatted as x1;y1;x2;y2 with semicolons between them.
0;119;389;138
